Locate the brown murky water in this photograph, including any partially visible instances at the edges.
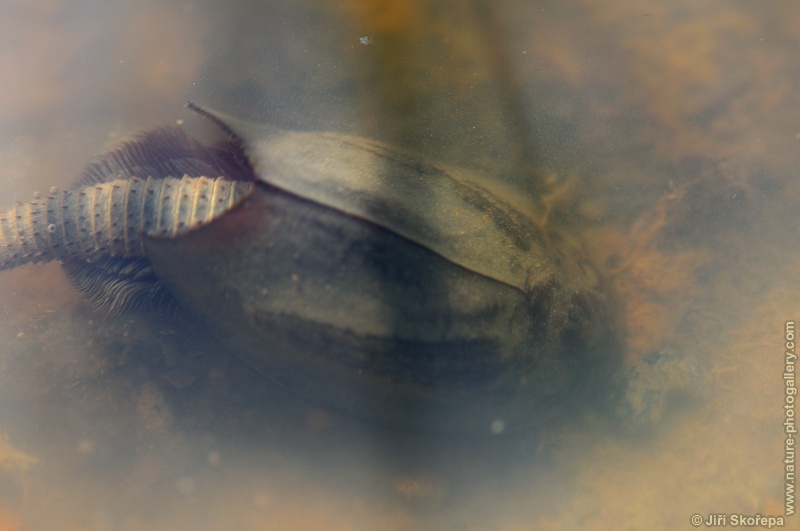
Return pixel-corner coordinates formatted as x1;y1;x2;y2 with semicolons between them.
1;1;799;529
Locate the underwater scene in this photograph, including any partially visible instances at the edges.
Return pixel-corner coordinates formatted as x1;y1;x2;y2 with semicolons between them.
0;1;798;529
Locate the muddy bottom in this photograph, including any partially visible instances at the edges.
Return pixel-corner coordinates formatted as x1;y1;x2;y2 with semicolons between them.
1;0;800;529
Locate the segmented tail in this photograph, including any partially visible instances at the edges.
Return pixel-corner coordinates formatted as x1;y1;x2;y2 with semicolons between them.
0;176;254;271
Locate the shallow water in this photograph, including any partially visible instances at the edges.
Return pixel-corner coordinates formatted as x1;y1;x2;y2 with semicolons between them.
1;1;799;529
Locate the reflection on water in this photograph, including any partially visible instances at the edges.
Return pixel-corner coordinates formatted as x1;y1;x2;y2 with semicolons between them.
1;0;799;529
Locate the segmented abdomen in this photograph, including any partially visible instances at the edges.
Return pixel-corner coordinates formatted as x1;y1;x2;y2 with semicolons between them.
0;176;254;271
